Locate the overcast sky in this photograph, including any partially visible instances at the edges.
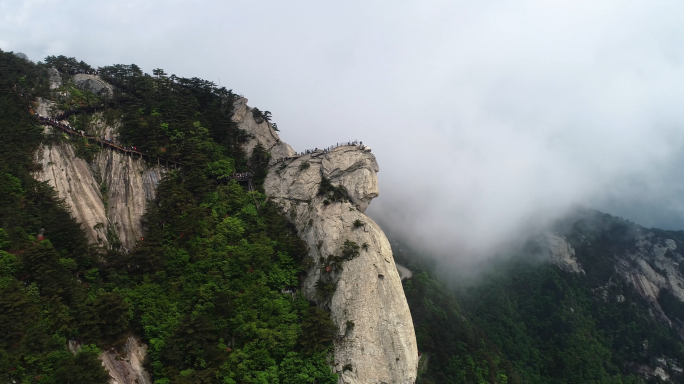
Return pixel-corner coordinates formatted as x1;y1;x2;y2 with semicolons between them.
3;0;684;266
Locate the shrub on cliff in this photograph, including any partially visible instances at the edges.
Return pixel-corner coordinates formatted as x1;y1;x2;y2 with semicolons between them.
318;176;349;203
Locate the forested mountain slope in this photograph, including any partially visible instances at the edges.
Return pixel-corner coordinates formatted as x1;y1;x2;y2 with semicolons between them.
393;209;684;384
0;50;338;384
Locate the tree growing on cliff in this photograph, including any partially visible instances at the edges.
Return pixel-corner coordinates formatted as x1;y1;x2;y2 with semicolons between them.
318;176;349;204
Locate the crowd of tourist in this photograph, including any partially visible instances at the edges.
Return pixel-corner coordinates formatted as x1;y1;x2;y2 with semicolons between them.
36;112;149;154
228;172;253;180
36;112;85;135
33;113;264;178
269;140;365;166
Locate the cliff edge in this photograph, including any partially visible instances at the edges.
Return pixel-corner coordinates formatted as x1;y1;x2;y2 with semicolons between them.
235;98;419;383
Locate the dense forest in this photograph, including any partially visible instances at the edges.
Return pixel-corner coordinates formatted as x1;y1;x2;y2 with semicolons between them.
0;50;336;384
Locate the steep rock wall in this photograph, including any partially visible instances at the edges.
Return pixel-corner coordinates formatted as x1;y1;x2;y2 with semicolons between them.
542;233;585;274
33;98;162;250
264;146;418;384
93;148;162;249
615;234;684;316
34;130;111;245
100;336;151;384
231;97;295;158
34;98;109;245
70;336;151;384
231;97;418;382
47;67;62;89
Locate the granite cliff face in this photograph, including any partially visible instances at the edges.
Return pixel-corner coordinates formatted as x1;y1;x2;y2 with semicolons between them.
33;96;162;250
614;234;684;325
47;67;62;89
69;336;150;384
544;230;684;307
99;337;151;384
549;228;684;311
231;97;295;159
264;148;418;383
606;233;684;382
541;233;585;274
72;73;114;97
231;98;418;383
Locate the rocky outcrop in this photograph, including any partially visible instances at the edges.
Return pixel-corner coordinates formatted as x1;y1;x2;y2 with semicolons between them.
73;74;114;97
48;67;62;89
12;52;29;61
34;98;109;245
100;337;151;384
616;234;684;306
265;146;418;383
33;97;163;250
231;97;294;158
555;216;684;382
93;149;161;249
69;336;150;384
542;233;585;274
271;141;297;160
34;130;111;245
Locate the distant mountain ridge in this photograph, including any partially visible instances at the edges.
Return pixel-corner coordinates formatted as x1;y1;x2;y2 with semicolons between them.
390;209;684;383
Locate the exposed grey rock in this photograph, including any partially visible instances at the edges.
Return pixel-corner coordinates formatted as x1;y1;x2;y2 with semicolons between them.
270;141;296;159
12;52;29;61
35;97;54;117
231;97;283;157
266;146;380;213
34;134;111;245
66;336;150;384
48;67;62;89
72;74;113;97
34;98;108;245
33;100;162;250
93;148;162;249
654;367;670;382
321;147;379;212
615;235;684;316
265;146;418;384
68;339;81;354
542;233;585;274
100;336;151;384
